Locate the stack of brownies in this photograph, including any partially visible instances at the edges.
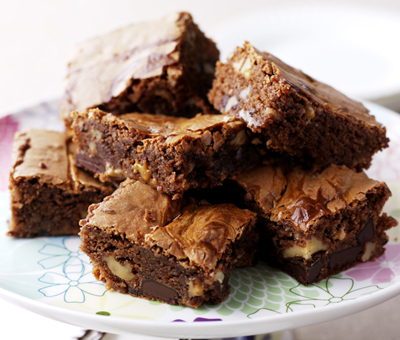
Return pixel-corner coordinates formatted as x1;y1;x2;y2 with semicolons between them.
8;12;397;308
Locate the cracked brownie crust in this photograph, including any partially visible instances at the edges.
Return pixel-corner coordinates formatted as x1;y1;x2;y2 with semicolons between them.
208;42;389;171
80;179;257;307
61;12;219;129
8;129;114;238
72;108;261;198
232;164;397;285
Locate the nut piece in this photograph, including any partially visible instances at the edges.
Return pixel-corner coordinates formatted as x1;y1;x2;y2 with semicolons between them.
104;256;134;281
283;237;329;260
188;278;204;297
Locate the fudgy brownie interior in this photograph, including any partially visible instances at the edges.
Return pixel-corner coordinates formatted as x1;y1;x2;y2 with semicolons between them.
72;109;261;198
208;42;389;171
80;179;257;307
8;129;114;237
61;11;219;130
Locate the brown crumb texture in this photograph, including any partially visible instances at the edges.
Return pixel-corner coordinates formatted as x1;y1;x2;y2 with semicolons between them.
267;213;396;285
208;42;389;171
229;164;397;284
80;225;231;308
72;109;261;198
80;190;257;307
8;129;114;238
61;12;219;129
266;165;392;251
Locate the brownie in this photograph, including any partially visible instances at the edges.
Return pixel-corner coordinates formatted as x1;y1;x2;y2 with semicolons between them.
232;164;397;285
71;108;261;199
61;12;219;128
8;129;115;238
208;42;389;171
79;179;257;308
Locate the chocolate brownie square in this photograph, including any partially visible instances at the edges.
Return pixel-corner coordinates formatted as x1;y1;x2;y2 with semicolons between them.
232;164;397;285
79;179;257;307
208;42;389;171
61;12;219;128
8;129;114;238
71;108;261;199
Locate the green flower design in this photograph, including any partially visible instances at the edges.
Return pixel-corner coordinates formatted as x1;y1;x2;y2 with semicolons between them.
286;277;382;312
187;263;301;317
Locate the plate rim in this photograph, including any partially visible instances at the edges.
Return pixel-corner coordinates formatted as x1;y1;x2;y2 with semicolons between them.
1;275;400;338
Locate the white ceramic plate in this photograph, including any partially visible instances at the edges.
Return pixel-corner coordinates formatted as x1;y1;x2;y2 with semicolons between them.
213;4;400;102
0;101;400;339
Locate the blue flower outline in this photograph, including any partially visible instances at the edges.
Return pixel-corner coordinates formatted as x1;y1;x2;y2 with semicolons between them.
38;265;105;303
37;237;89;273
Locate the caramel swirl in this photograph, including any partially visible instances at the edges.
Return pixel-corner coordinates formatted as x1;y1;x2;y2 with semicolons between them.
148;204;255;270
271;165;380;230
82;179;182;240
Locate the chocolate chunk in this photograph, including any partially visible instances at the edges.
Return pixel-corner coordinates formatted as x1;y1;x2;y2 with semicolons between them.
142;280;178;304
289;263;307;284
75;152;106;174
357;218;375;244
328;218;374;270
329;245;363;269
307;259;325;283
290;258;324;284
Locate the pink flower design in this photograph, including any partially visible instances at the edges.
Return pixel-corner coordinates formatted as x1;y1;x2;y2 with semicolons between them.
367;120;400;182
0;116;19;191
346;244;400;284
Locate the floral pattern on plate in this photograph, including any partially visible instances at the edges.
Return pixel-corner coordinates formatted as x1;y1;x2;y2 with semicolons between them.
346;244;400;285
1;232;398;323
37;238;106;304
0;100;399;333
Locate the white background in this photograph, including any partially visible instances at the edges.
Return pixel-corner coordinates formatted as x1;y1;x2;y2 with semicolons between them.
2;0;400;115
